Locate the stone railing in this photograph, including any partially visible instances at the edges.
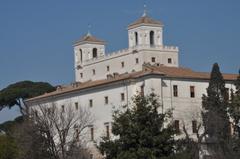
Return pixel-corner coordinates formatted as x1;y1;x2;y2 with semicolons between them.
83;44;178;65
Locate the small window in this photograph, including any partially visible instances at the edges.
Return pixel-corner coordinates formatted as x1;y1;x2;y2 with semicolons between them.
121;62;124;68
168;58;172;64
92;69;96;75
107;66;110;72
135;58;139;64
75;102;78;110
47;108;51;114
80;49;82;62
61;105;65;113
151;57;156;63
90;126;94;141
150;31;154;46
192;120;197;133
75;128;80;140
135;32;138;45
121;93;125;101
80;73;83;78
190;86;195;98
225;88;229;100
105;123;110;139
174;120;180;133
173;85;178;97
92;48;97;58
140;85;144;96
89;99;93;108
34;111;38;118
104;96;109;105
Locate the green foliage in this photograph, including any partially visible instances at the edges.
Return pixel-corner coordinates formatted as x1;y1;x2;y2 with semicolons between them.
229;71;240;139
0;81;55;113
201;63;233;158
0;134;19;159
0;116;23;134
202;63;231;141
99;93;175;159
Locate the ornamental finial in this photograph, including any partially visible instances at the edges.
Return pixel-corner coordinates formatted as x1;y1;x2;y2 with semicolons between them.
142;4;147;17
87;24;91;36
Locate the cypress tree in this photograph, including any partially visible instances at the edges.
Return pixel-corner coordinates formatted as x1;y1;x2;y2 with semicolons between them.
202;63;231;157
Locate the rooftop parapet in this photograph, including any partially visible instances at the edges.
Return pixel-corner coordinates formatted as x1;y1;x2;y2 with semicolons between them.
83;44;178;66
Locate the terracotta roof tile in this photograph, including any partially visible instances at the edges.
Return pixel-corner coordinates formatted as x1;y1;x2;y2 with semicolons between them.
74;34;105;45
128;16;163;29
25;66;238;102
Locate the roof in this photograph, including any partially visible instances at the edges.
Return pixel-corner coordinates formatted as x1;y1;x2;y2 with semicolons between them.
25;65;238;102
128;15;163;29
74;34;105;45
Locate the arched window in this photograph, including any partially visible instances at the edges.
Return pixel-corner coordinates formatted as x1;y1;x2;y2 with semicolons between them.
79;49;82;62
135;32;138;46
150;31;154;46
92;48;97;58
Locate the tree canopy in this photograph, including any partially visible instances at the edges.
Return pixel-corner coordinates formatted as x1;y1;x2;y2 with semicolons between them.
201;63;233;158
0;81;55;114
99;93;175;159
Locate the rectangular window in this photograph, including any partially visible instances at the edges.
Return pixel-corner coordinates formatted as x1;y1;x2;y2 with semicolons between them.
225;88;229;100
92;69;95;75
105;96;108;104
151;57;156;63
190;86;195;98
107;66;110;72
89;99;93;108
121;62;124;68
140;85;144;96
174;120;180;133
105;123;110;139
80;73;83;78
168;58;172;64
75;128;79;140
173;85;178;97
90;126;94;141
75;102;78;110
136;58;139;64
61;105;65;113
121;93;125;101
192;120;197;133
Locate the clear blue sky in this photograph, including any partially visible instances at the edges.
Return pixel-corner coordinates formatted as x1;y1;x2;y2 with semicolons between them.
0;0;240;123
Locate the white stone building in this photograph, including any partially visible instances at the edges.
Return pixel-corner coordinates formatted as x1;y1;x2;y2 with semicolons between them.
25;12;238;158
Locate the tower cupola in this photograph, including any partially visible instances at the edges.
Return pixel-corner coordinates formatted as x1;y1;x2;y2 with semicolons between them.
73;33;106;65
127;12;164;48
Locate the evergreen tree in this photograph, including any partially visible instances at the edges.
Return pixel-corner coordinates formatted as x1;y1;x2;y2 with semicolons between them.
229;70;240;137
98;93;175;159
202;63;231;158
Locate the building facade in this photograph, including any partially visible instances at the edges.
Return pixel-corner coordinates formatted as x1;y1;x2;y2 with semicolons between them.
25;12;237;158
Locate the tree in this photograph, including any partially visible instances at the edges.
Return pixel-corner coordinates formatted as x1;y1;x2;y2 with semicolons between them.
98;92;175;159
0;116;23;134
0;81;55;114
202;63;231;158
229;70;240;137
27;102;94;159
0;134;19;159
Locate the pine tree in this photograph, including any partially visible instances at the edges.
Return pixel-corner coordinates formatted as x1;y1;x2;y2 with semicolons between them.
98;93;175;159
202;63;231;157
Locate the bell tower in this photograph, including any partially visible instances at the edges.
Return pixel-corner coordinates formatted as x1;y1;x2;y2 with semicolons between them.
127;9;164;48
73;32;105;82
